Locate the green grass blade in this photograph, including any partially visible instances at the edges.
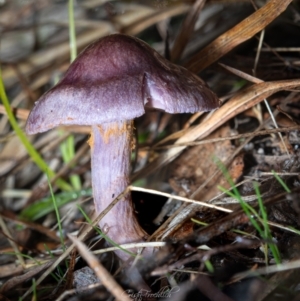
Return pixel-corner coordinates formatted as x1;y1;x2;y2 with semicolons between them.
48;176;66;251
216;157;281;265
77;205;136;258
204;259;214;273
60;133;81;190
215;158;282;263
59;0;82;190
20;189;92;221
68;0;77;62
0;69;72;191
32;278;37;301
272;170;291;193
43;244;64;280
254;182;281;264
218;185;263;235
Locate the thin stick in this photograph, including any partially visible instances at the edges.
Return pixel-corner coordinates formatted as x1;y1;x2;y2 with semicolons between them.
152;125;300;149
22;187;130;299
220;62;290;154
129;186;231;213
0;215;26;268
68;235;131;301
93;241;166;255
233;257;300;280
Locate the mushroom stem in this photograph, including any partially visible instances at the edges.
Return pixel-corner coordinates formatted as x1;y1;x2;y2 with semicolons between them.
90;122;149;260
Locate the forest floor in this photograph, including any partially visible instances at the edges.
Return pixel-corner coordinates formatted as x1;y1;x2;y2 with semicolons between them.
1;1;300;300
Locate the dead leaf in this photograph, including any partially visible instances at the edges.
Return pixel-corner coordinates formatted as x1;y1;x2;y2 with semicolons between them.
132;79;300;183
185;0;293;72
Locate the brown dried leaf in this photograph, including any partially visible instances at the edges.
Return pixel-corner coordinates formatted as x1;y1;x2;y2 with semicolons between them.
168;125;244;240
0;260;54;293
132;79;300;182
171;0;206;62
169;125;234;197
185;0;293;73
122;4;190;36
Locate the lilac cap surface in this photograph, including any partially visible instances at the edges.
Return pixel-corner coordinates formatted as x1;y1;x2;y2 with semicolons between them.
26;34;220;134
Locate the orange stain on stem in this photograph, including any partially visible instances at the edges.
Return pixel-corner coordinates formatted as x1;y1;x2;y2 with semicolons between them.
87;121;133;148
98;121;133;144
87;132;94;148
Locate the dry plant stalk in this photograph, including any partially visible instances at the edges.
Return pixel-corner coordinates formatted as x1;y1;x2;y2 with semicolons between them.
185;0;293;72
68;235;131;301
132;79;300;182
171;0;206;62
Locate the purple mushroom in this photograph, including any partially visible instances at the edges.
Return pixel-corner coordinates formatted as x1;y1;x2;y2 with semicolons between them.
26;34;220;261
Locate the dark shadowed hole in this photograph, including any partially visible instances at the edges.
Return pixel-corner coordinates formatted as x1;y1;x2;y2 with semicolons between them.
132;191;167;234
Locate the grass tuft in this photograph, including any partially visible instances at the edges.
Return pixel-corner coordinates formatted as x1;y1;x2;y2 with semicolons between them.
216;158;281;264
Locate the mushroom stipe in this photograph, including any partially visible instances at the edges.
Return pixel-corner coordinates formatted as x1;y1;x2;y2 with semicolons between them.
26;34;220;262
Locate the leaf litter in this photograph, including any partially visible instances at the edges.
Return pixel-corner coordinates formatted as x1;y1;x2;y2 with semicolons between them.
1;0;300;300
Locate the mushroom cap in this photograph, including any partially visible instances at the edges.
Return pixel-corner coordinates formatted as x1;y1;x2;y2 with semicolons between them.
26;34;220;134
